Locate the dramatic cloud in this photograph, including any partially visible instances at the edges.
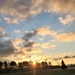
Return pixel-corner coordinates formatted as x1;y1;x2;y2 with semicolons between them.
0;0;75;23
21;41;41;53
23;27;75;44
13;30;21;34
56;32;75;42
0;27;14;57
11;28;44;58
0;38;24;58
58;15;75;25
0;37;42;61
0;0;75;62
0;40;15;57
23;26;57;42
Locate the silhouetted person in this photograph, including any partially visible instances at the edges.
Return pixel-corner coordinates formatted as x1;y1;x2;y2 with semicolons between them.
61;60;67;69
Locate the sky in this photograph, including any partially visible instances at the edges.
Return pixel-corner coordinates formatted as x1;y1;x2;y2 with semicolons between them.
0;0;75;65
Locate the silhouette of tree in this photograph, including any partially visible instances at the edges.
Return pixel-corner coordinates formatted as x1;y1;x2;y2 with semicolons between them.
41;61;45;67
48;61;52;66
22;61;30;71
23;61;29;67
45;61;48;66
0;61;3;69
41;61;48;69
10;61;17;69
61;60;67;69
4;61;8;69
18;62;23;69
34;62;41;70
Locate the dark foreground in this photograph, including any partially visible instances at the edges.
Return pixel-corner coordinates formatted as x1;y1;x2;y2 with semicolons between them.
0;69;75;75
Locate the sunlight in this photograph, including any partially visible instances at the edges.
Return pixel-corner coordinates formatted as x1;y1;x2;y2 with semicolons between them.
33;61;36;75
33;61;36;67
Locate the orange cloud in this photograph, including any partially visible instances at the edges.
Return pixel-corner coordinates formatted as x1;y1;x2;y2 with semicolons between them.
58;15;75;25
36;26;57;36
56;32;75;42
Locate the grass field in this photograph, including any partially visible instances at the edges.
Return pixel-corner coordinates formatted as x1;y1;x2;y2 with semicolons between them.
0;69;75;75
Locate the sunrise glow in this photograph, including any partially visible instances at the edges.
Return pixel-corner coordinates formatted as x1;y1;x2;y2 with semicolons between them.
0;0;75;66
33;61;36;67
0;0;75;75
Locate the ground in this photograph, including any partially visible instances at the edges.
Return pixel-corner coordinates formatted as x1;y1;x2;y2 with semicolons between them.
0;69;75;75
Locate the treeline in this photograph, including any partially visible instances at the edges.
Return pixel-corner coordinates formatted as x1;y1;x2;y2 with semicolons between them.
0;60;67;74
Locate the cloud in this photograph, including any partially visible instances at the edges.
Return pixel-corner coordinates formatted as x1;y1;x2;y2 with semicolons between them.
53;58;62;61
12;38;24;49
20;41;41;53
0;37;42;61
63;55;71;59
23;30;37;42
4;17;18;24
0;40;15;57
53;55;75;61
13;30;21;34
36;26;57;37
56;32;75;42
53;52;75;61
0;0;42;23
12;38;24;45
23;26;57;43
0;27;4;31
0;26;8;39
0;0;75;23
42;0;75;14
16;48;42;62
0;26;45;61
0;37;24;58
72;55;75;58
40;42;56;49
22;26;57;50
58;15;75;25
24;41;40;48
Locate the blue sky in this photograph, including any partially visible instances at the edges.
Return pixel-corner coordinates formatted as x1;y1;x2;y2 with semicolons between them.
0;0;75;65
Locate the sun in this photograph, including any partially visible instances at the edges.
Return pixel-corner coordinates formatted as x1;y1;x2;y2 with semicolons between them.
33;61;36;67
